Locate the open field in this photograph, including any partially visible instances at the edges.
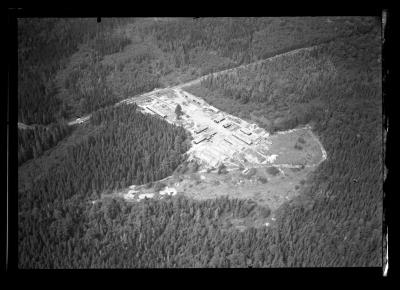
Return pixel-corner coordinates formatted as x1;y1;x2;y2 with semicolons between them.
112;161;315;214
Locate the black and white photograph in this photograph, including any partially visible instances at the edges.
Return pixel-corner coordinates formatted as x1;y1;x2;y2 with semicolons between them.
9;12;388;271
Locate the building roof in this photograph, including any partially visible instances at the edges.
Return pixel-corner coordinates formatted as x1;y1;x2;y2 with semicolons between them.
214;115;225;122
194;125;208;133
233;133;252;145
240;128;252;135
146;106;167;117
194;136;207;144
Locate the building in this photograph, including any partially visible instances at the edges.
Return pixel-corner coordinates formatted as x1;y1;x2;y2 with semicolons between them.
224;138;233;145
205;131;217;141
224;135;243;148
146;106;167;118
240;128;252;135
138;193;155;200
233;133;253;145
195;125;208;134
214;115;225;123
194;136;207;144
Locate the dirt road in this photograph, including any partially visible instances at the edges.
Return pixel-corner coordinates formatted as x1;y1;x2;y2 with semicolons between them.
65;44;319;127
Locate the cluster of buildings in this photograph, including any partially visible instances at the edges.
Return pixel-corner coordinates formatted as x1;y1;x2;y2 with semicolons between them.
191;112;256;147
138;91;274;170
232;132;253;145
193;125;217;144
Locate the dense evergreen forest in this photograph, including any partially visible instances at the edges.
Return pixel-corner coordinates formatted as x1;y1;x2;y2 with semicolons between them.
18;122;73;165
17;18;135;167
142;17;374;73
18;104;191;266
18;18;133;125
18;17;382;268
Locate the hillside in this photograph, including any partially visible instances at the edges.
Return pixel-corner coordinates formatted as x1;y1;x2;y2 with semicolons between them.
184;23;382;266
17;17;382;268
18;104;191;267
19;17;373;126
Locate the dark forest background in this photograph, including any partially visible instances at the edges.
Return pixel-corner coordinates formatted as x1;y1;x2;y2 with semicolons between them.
17;17;382;268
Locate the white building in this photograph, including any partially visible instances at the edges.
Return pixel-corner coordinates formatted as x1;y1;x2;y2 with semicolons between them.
195;125;208;134
233;133;253;145
138;193;155;200
214;115;225;123
146;106;167;118
240;128;252;135
194;136;207;144
159;187;177;196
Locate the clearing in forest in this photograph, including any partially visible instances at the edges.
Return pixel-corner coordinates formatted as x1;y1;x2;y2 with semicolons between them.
116;86;327;215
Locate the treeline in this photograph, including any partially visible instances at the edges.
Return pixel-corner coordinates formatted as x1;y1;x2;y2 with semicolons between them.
18;123;73;166
18;18;133;125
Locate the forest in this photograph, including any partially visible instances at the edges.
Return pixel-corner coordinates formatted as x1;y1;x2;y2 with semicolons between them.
18;17;382;268
18;18;133;125
18;122;73;165
18;104;192;266
143;17;372;70
17;18;135;168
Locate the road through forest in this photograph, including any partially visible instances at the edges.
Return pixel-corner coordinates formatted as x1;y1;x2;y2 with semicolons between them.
65;44;319;126
19;44;327;169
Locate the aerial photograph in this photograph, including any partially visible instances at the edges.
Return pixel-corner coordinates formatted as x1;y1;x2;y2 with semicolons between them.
16;16;383;268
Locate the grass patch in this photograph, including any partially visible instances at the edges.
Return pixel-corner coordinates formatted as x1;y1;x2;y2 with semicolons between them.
266;166;280;176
